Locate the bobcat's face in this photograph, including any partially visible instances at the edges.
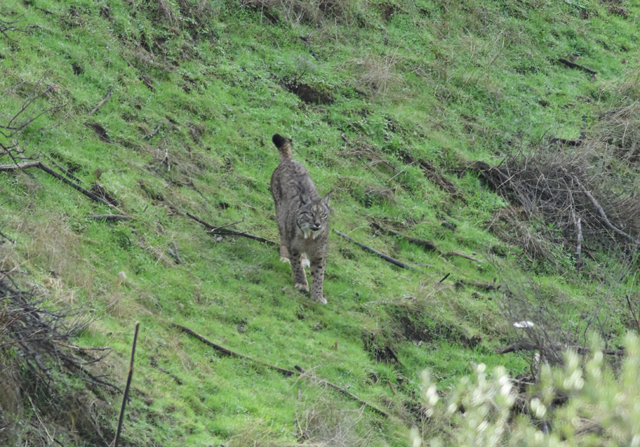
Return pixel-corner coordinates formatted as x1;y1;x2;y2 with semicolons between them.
297;193;331;239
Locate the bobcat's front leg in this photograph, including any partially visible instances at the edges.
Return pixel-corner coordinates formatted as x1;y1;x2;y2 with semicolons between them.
310;255;327;305
290;251;309;292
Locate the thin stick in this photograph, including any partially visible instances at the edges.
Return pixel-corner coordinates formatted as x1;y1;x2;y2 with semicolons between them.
294;365;390;418
153;148;169;172
439;273;450;283
0;161;129;215
0;229;15;244
88;214;133;221
496;341;624;356
143;122;162;139
114;322;140;447
89;90;112;115
186;213;277;245
173;323;390;418
333;229;416;270
167;242;184;265
444;251;484;263
572;175;638;245
207;218;244;233
558;58;597;75
387;380;397;396
575;216;582;267
625;295;640;335
46;157;84;184
371;222;441;253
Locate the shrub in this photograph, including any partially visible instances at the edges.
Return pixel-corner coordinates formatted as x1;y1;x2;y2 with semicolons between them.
412;333;640;446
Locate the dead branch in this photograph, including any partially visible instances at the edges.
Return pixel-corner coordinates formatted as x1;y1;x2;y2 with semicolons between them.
45;156;84;184
88;214;133;221
458;280;498;291
0;161;129;215
143;122;162;139
575;216;582;268
571;174;638;245
171;323;389;418
370;222;441;253
153;148;170;172
207;218;244;233
172;323;298;375
88;90;111;115
496;341;624;356
445;251;484;263
0;80;68;139
625;295;640;335
186;212;277;245
0;15;24;42
0;229;15;244
114;322;140;447
333;229;417;270
558;58;597;75
167;242;184;265
294;366;390;419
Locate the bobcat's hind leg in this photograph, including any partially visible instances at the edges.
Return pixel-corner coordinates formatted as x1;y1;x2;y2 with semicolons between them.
290;251;309;292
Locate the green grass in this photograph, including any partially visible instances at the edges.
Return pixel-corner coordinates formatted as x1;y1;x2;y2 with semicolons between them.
1;0;640;445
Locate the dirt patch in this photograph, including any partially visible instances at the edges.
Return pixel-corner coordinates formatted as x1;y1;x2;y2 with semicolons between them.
87;122;111;143
283;78;334;105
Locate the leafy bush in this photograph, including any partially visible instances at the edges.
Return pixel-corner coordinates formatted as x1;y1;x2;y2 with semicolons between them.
413;333;640;446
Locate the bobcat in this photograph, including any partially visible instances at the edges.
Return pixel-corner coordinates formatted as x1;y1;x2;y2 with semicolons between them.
270;134;331;305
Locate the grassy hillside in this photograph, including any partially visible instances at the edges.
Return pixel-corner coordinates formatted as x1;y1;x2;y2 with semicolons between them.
1;0;639;445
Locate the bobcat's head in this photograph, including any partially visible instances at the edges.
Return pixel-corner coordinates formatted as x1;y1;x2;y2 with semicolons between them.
297;192;331;240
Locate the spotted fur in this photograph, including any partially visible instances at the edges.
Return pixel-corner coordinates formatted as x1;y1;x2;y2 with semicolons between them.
270;134;331;304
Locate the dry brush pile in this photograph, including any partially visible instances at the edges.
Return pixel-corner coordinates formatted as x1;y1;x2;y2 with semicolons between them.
468;107;640;267
0;274;118;446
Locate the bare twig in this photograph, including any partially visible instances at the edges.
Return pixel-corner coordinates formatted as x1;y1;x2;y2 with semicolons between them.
114;322;140;447
45;156;84;184
571;174;638;245
88;214;133;221
496;341;624;356
294;365;390;418
575;216;582;268
167;242;184;265
444;251;484;263
558;58;597;75
0;229;15;244
625;295;640;335
172;323;297;375
207;218;244;233
0;161;129;215
88;90;111;115
186;212;277;245
370;222;441;253
153;148;170;172
143;122;162;139
333;229;417;270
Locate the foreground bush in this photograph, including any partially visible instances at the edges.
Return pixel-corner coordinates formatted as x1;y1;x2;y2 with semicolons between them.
413;333;640;446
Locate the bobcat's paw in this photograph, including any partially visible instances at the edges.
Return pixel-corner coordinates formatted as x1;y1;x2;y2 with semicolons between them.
312;295;327;305
295;283;309;292
280;256;290;264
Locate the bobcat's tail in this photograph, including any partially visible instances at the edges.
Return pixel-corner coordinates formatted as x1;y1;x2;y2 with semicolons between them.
272;134;292;162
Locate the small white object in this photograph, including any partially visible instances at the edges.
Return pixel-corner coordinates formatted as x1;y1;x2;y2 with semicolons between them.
513;321;534;328
118;271;127;280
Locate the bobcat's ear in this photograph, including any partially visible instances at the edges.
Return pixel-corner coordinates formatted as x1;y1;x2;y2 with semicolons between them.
321;190;332;206
300;193;310;205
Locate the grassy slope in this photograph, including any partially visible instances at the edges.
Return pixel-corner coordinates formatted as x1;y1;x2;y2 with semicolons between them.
1;0;639;445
